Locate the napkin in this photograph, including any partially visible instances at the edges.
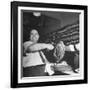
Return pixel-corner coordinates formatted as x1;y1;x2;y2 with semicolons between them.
45;63;54;76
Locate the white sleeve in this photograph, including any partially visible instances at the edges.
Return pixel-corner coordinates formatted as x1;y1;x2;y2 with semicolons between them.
69;45;75;51
65;45;75;51
75;43;80;51
23;41;32;52
28;43;54;51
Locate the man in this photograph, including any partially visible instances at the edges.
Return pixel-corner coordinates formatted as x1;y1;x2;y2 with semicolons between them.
23;29;54;77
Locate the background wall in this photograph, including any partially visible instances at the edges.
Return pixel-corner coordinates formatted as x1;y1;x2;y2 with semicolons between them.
0;0;89;90
23;11;79;42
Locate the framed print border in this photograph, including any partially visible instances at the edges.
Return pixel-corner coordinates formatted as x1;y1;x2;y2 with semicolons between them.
11;1;88;88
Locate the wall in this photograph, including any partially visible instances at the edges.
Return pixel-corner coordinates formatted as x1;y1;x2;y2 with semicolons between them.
0;0;89;90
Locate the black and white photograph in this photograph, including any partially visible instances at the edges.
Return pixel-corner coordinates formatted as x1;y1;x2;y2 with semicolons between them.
11;1;87;88
22;10;80;77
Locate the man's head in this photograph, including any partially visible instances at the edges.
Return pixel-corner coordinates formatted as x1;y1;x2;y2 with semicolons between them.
30;29;40;43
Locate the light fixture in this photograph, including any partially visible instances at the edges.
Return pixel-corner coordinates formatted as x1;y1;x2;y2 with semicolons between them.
33;12;41;17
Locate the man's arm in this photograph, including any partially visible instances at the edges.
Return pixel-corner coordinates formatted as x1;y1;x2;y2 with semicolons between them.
26;43;54;52
65;45;75;51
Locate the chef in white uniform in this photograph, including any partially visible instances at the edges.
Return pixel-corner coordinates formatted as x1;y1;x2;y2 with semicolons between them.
23;29;54;77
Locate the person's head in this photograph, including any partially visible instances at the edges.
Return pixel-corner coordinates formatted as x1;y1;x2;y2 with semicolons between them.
57;41;65;48
58;41;64;45
30;29;39;43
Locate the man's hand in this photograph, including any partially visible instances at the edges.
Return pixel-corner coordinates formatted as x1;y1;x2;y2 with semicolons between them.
46;44;54;50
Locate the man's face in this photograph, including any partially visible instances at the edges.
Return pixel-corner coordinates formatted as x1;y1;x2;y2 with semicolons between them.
30;30;39;43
